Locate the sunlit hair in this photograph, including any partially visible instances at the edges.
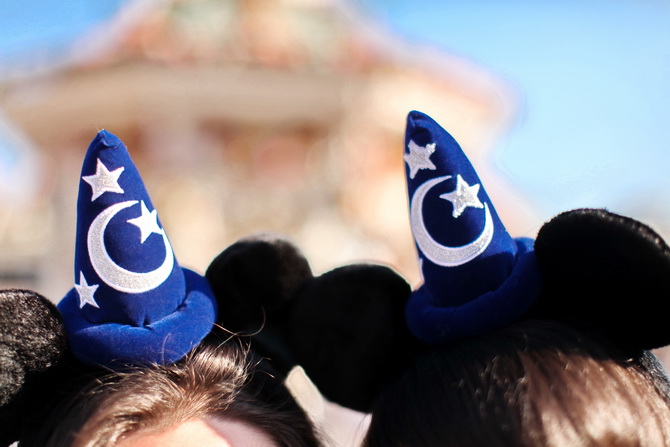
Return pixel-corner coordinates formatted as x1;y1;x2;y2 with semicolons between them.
28;342;321;447
365;320;670;447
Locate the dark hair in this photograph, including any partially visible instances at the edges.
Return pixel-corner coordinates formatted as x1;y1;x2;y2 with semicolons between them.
365;319;670;447
24;343;321;447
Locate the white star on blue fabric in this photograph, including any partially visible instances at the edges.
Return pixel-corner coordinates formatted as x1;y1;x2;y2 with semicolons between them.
404;140;437;179
82;158;125;201
440;174;484;218
127;200;163;243
75;271;100;309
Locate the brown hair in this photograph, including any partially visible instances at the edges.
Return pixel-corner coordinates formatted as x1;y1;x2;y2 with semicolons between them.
26;343;321;447
365;320;670;447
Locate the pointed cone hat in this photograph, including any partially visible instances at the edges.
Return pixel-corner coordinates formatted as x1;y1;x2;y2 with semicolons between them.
404;111;541;344
58;131;217;367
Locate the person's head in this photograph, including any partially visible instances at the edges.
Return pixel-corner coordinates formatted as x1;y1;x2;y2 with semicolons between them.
355;112;670;446
365;319;670;447
2;131;328;447
26;343;321;447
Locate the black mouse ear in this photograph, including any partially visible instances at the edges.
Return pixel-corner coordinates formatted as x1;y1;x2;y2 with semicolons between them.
287;263;417;413
206;235;419;413
1;289;68;446
205;233;313;372
531;208;670;350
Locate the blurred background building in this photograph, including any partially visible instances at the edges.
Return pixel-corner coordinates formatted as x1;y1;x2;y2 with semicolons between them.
0;0;538;298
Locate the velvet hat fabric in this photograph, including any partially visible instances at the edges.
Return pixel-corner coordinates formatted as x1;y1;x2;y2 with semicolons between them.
57;130;217;367
404;111;541;344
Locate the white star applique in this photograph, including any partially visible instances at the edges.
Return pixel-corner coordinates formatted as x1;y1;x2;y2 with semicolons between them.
82;158;125;201
127;200;163;243
404;140;437;179
75;272;100;309
440;174;484;218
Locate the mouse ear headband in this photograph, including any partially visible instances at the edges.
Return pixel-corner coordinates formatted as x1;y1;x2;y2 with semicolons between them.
57;131;217;367
205;233;417;414
530;207;670;350
204;109;543;411
0;131;326;446
0;289;68;446
214;110;670;416
404;110;670;351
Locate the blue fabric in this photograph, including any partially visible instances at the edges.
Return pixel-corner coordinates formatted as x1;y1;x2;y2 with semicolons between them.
57;130;217;366
407;238;540;343
59;268;216;366
403;111;541;343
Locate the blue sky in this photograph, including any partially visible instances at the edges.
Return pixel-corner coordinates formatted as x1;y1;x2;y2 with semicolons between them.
0;0;126;75
2;0;670;225
358;0;670;223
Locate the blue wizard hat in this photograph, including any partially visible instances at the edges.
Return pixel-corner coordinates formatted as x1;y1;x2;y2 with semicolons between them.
57;131;217;367
404;111;541;344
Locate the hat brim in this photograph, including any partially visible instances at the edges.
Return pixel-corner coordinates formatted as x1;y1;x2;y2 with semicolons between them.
58;268;217;366
406;238;540;343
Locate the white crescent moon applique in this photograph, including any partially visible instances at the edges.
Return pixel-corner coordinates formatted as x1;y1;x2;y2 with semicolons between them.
87;200;175;293
410;175;494;267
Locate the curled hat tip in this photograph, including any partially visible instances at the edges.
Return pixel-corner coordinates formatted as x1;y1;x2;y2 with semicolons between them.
406;110;433;127
406;111;420;130
407;110;428;120
406;111;444;144
95;129;123;148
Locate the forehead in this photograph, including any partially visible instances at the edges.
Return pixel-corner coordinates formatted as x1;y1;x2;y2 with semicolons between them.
116;418;277;447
